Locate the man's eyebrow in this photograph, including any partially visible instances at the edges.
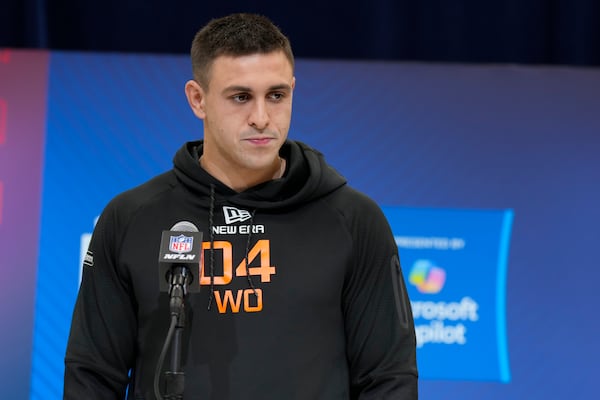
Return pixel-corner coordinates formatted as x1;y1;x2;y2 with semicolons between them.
223;85;251;94
222;83;293;94
268;83;293;92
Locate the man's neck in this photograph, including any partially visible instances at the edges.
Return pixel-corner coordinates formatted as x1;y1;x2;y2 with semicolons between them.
199;156;286;192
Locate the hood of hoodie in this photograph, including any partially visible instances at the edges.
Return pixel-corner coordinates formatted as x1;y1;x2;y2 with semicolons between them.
173;140;347;210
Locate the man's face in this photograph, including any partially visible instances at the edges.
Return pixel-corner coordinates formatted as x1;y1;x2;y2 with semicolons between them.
186;51;295;180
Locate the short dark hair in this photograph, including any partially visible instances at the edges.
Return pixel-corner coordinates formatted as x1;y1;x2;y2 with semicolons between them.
191;13;295;89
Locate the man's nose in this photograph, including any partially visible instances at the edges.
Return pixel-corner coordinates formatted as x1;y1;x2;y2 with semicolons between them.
248;99;270;130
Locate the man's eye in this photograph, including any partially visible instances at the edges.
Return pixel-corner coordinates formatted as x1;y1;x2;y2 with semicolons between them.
232;94;250;102
269;92;284;101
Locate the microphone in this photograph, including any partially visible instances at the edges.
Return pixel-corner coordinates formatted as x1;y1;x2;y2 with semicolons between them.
155;221;202;400
158;221;203;297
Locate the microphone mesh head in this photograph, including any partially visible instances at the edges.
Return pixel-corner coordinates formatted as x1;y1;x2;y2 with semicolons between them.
170;221;199;232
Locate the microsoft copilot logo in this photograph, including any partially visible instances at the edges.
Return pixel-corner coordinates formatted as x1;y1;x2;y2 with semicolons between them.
384;206;513;383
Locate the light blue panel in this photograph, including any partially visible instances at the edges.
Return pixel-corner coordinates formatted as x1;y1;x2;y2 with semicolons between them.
383;207;513;382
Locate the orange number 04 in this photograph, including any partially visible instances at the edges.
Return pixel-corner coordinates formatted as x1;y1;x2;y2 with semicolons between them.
199;239;276;285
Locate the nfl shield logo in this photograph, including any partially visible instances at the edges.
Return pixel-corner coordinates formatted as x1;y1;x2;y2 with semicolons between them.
169;234;193;253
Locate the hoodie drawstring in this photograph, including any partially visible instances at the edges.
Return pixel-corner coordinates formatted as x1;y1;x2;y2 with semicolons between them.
243;210;258;295
206;183;258;310
207;184;216;310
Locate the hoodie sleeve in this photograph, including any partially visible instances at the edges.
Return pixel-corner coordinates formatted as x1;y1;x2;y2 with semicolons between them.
64;200;137;399
341;191;418;399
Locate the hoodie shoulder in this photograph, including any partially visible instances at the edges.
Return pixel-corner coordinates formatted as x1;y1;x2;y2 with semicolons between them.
112;171;176;208
100;170;177;228
324;185;385;219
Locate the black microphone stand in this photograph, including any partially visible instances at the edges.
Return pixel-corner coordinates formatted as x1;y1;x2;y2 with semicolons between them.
164;267;188;400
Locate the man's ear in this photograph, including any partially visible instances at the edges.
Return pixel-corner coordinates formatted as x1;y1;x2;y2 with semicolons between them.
184;80;206;119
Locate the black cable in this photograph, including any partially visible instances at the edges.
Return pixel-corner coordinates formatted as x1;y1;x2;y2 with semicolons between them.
153;314;178;400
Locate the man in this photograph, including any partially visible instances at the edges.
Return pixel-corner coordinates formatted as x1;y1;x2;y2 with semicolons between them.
64;13;418;399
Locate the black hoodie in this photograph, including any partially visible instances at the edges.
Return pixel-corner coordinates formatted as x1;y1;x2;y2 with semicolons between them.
64;140;418;399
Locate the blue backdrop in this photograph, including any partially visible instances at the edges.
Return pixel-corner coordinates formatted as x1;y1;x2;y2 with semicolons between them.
1;50;598;399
